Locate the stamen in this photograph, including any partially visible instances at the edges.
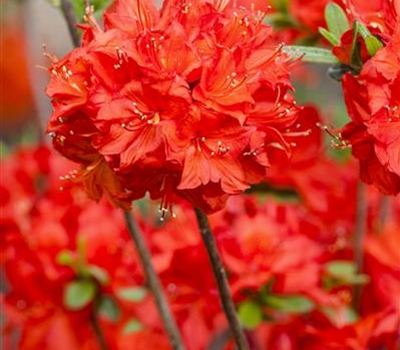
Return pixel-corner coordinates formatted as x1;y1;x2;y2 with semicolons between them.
42;44;58;62
214;71;248;95
158;179;175;221
385;104;399;122
243;142;264;157
283;129;312;137
84;4;102;32
316;122;351;149
181;2;190;14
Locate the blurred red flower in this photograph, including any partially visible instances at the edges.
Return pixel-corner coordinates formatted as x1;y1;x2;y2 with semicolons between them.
0;12;35;129
1;146;168;350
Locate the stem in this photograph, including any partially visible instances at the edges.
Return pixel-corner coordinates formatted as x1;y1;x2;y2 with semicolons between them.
194;207;250;350
60;0;80;47
207;329;231;350
90;312;109;350
352;181;367;310
123;211;186;350
378;195;390;230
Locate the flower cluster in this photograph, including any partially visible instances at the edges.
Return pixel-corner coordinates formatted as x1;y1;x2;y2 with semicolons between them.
0;146;165;349
2;145;399;349
332;1;400;194
46;0;300;214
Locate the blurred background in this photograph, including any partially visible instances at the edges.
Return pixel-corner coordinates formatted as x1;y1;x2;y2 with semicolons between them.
1;0;71;145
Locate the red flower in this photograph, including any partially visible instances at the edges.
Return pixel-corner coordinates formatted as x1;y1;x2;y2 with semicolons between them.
362;208;400;314
302;309;400;350
344;0;398;38
1;146;168;350
46;0;300;213
0;10;35;128
325;1;400;192
208;196;338;310
339;16;400;194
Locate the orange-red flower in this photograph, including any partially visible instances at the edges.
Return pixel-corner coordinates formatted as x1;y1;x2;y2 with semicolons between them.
1;146;170;350
336;5;400;195
46;0;300;213
3;145;399;350
0;9;35;128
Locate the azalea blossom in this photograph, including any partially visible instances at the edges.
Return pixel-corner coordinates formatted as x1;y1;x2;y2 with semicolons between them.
0;146;170;350
332;1;400;194
46;0;300;213
3;144;399;350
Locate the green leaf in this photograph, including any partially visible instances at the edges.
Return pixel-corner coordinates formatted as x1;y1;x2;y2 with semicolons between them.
365;36;384;56
319;27;339;46
86;265;110;285
122;319;143;335
64;280;97;310
353;22;384;56
238;301;263;329
265;295;315;314
117;287;147;302
349;22;363;70
325;3;349;40
325;260;370;286
97;296;120;322
283;45;340;64
326;260;356;279
354;21;371;40
56;250;75;266
322;305;359;323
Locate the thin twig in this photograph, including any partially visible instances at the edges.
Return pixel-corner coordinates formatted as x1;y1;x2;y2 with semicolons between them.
194;207;250;350
60;0;80;47
123;211;186;350
378;195;390;230
352;181;368;310
207;329;232;350
90;312;109;350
